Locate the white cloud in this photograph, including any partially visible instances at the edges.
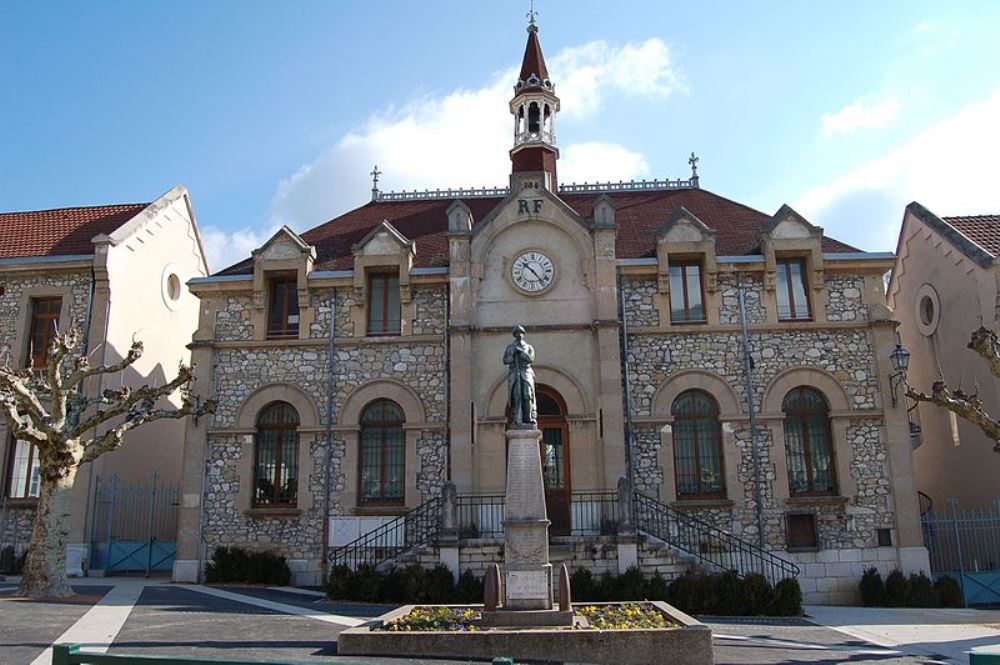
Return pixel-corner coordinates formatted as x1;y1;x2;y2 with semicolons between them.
199;224;272;273
821;97;902;137
796;88;1000;250
268;39;680;222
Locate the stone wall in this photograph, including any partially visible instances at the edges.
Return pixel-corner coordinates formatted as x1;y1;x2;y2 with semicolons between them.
621;278;659;328
718;273;767;325
0;269;92;545
825;275;867;322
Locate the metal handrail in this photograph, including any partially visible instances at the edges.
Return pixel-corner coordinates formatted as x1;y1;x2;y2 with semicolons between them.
633;491;800;585
327;497;442;570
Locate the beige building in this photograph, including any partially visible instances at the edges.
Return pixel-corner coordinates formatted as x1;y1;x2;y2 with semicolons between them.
0;186;209;573
888;202;1000;510
175;22;928;604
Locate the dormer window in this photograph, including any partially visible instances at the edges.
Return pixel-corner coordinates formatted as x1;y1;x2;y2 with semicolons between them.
776;258;811;321
669;261;706;324
367;270;401;336
266;275;299;339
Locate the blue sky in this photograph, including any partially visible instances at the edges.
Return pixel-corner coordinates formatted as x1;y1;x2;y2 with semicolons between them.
2;1;998;271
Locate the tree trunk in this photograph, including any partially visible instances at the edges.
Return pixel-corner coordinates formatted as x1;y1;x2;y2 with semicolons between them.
18;465;77;598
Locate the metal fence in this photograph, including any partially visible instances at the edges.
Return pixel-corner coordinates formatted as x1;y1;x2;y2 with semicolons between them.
454;492;621;539
89;474;180;574
922;499;1000;605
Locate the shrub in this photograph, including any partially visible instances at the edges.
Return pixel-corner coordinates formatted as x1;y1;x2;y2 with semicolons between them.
205;546;290;585
616;566;648;601
377;567;406;603
740;573;774;616
424;564;457;604
884;569;910;607
454;569;484;603
907;572;936;607
327;564;353;599
859;567;885;606
645;571;669;602
934;575;963;608
668;572;700;614
712;570;743;615
770;578;803;616
569;568;596;602
353;564;382;602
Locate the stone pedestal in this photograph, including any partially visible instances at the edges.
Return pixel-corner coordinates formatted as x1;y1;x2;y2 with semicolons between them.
502;428;552;611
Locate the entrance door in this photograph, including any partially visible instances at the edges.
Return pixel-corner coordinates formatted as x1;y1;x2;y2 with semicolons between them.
537;386;571;536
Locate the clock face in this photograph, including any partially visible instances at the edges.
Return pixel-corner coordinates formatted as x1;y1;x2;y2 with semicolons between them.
511;250;555;293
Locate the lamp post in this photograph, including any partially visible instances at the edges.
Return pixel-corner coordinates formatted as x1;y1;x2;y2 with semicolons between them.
889;336;911;408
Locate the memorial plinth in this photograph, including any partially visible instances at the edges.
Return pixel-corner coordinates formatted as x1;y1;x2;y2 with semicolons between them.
502;427;552;611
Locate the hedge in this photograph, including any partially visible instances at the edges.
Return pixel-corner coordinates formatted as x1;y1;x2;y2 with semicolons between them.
204;546;291;585
858;567;962;608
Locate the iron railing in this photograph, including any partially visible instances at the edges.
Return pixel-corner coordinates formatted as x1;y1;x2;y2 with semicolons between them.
328;497;442;570
457;494;505;539
922;499;1000;575
89;474;180;574
632;491;800;585
569;491;619;536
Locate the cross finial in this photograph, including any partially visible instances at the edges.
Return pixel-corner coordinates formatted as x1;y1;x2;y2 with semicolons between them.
370;164;383;201
526;0;538;30
688;152;699;179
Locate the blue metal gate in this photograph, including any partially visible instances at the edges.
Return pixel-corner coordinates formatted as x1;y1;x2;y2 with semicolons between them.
89;474;180;574
922;498;1000;606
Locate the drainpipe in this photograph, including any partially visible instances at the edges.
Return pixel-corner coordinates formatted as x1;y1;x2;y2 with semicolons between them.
617;276;635;487
737;272;766;548
79;268;98;556
321;290;338;581
444;284;452;481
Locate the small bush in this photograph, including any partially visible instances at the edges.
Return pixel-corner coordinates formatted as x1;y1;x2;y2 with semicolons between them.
327;564;353;599
353;564;382;602
712;570;743;615
934;575;963;608
667;572;700;614
424;564;457;604
884;569;910;607
570;568;596;602
616;566;648;601
645;571;669;602
204;546;290;585
771;578;803;616
907;572;936;607
377;567;406;603
454;569;484;603
859;567;885;607
740;573;774;616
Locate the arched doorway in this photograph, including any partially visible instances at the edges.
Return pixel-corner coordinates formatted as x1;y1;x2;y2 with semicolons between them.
537;385;571;535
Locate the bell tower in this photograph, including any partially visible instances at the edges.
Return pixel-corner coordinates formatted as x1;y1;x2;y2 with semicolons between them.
510;13;560;192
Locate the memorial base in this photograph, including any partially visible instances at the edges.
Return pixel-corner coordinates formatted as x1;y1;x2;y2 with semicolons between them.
481;607;574;627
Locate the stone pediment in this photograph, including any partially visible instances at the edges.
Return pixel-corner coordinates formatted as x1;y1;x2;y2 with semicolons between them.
762;204;823;240
655;207;717;244
252;226;315;261
352;220;415;257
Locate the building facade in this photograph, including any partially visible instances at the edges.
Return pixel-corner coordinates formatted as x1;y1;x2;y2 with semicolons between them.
889;202;1000;510
175;24;928;603
0;186;208;573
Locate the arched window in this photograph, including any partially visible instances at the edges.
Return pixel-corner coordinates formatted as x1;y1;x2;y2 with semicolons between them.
528;102;540;134
254;402;300;507
359;399;405;505
672;390;724;499
783;387;836;495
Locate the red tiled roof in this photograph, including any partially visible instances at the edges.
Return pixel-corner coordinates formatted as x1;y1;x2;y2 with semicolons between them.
0;203;149;259
216;188;859;275
519;28;550;84
943;214;1000;258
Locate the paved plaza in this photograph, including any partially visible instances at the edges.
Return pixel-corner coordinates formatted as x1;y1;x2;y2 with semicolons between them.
1;577;999;664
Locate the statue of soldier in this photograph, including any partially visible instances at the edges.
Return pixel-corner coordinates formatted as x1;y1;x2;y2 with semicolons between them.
503;325;537;427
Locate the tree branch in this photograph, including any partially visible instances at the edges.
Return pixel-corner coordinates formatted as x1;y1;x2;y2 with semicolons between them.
65;339;144;392
968;326;1000;380
0;365;50;426
907;381;1000;453
70;364;195;439
81;394;216;464
0;395;48;446
46;328;82;426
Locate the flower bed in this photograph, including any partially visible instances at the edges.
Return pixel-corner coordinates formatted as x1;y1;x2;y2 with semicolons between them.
375;603;679;632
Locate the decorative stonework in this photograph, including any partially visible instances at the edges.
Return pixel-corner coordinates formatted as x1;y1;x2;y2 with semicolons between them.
718;274;766;325
824;276;867;322
622;278;659;328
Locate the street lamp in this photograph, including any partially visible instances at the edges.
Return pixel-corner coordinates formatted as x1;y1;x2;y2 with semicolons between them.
889;338;911;407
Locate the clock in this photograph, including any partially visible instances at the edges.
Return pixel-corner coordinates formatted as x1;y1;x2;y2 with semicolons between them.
511;250;556;294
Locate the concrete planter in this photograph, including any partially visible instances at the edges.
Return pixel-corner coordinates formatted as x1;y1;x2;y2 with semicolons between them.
338;601;713;665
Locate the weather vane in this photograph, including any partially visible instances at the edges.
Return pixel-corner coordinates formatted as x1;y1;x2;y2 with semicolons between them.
688;152;699;179
527;0;538;29
370;164;383;201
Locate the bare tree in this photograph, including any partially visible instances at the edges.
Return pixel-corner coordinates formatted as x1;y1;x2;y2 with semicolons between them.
907;326;1000;453
0;328;215;597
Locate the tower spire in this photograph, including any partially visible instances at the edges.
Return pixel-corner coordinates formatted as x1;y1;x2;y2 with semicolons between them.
510;12;560;192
